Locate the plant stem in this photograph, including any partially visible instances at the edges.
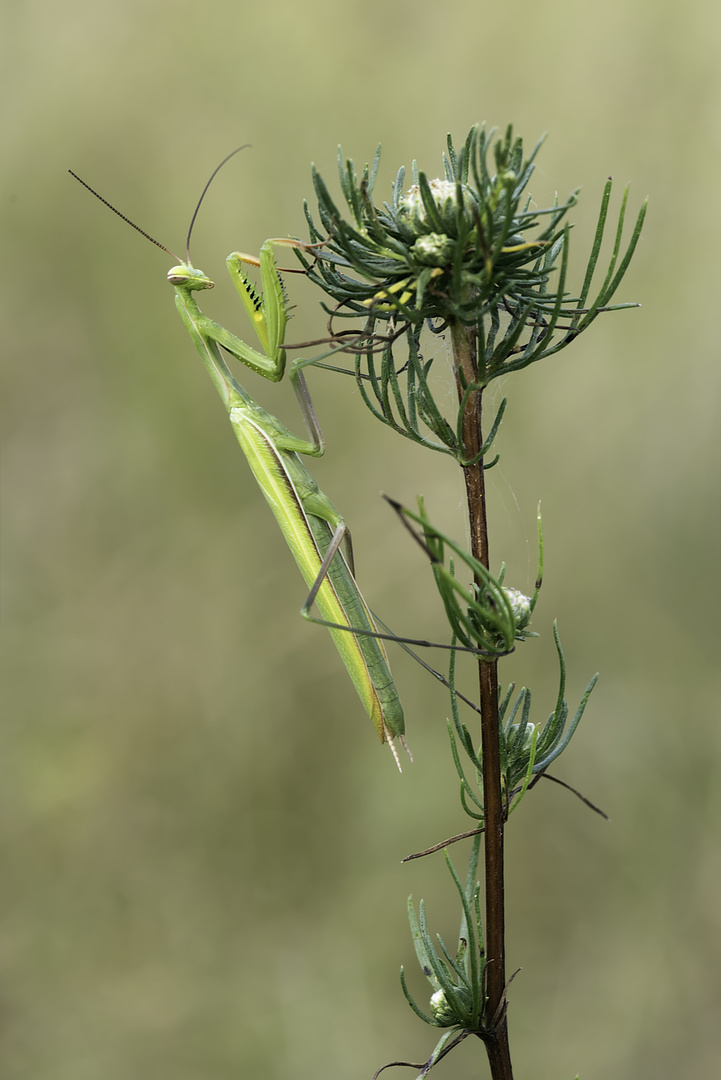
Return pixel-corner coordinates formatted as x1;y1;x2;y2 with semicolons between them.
451;319;513;1080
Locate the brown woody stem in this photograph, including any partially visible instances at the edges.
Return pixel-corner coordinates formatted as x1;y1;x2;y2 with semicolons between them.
450;318;513;1080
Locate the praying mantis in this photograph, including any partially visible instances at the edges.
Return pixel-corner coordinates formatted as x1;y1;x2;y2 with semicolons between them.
70;150;409;769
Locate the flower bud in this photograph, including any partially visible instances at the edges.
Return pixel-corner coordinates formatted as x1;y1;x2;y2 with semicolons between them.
429;989;457;1026
429;985;473;1026
411;232;456;266
509;721;537;751
503;587;532;632
398;178;479;237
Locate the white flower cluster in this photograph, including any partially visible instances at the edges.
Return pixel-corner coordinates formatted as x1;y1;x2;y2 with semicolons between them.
398;178;478;239
400;179;459;220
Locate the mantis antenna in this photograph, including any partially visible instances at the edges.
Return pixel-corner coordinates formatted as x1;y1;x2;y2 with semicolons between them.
183;144;251;263
68;170;181;262
69;143;252;266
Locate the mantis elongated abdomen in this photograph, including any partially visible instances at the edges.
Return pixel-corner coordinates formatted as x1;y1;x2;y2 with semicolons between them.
227;398;404;750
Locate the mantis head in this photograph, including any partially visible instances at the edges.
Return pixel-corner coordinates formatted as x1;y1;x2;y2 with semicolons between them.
167;264;215;292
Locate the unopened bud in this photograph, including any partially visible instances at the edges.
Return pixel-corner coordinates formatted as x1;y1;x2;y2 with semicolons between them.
503;587;532;631
399;178;478;236
429;989;456;1026
411;232;456;266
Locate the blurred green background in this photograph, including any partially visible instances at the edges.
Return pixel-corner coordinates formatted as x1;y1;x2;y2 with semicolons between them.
3;1;719;1077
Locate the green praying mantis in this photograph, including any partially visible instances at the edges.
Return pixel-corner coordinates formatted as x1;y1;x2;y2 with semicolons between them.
70;149;410;769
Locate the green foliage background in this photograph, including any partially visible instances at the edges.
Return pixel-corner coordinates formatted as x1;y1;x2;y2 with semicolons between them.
3;2;719;1077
